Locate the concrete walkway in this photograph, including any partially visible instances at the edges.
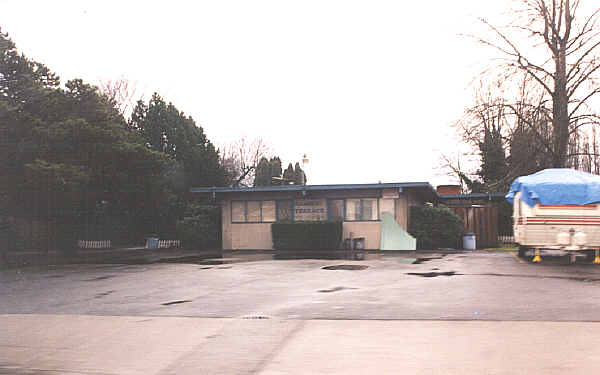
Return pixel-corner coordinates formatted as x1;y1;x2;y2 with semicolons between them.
2;314;600;374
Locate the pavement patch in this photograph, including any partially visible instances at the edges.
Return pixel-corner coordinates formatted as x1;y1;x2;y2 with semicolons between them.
162;300;192;306
83;275;116;281
412;257;443;264
406;271;459;277
322;265;369;271
318;286;359;293
94;290;115;299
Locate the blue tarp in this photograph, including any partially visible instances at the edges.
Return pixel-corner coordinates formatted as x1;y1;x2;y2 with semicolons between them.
506;169;600;207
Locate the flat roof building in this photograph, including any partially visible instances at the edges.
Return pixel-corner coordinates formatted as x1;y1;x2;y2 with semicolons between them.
191;182;438;251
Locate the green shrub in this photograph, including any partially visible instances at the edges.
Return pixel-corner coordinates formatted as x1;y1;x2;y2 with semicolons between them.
176;203;221;249
271;220;343;250
408;205;463;250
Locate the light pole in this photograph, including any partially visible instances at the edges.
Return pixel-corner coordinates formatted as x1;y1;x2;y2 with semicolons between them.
302;154;309;185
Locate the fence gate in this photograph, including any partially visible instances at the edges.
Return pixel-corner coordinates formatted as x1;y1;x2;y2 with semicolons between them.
450;206;498;249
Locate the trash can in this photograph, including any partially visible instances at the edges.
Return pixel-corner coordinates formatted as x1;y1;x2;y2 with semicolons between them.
462;233;476;250
145;237;159;249
352;238;366;261
352;237;365;250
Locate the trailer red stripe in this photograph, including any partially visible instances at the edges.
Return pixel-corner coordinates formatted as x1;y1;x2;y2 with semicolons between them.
539;204;597;209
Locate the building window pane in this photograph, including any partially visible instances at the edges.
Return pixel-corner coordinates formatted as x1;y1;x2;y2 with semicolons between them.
345;199;360;221
277;200;293;221
328;199;344;221
262;201;276;222
232;201;246;222
247;201;261;222
345;198;378;221
361;198;378;220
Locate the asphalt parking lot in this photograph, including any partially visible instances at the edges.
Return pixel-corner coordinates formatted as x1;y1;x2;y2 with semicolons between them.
2;250;600;321
4;250;600;374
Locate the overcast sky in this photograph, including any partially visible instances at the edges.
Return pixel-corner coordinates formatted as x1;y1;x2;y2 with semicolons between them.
1;0;513;187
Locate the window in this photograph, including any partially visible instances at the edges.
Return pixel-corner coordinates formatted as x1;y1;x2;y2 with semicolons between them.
231;200;275;223
328;199;344;221
276;200;293;221
262;201;276;222
232;198;379;223
361;198;378;220
345;198;379;221
247;201;261;222
232;201;246;223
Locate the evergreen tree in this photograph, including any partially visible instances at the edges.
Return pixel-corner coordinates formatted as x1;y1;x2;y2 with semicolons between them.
269;157;282;185
477;126;508;191
293;162;306;185
0;30;178;246
282;163;295;184
253;157;272;186
129;94;227;189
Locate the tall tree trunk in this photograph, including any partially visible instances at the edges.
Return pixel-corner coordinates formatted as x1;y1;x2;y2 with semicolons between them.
553;41;570;168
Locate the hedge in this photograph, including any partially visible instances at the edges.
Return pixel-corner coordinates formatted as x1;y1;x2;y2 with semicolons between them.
271;220;343;250
176;203;221;249
408;205;463;250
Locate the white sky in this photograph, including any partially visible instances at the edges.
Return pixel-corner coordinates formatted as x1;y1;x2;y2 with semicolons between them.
1;0;513;187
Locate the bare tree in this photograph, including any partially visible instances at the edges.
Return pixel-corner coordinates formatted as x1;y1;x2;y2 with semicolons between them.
473;0;600;168
220;137;271;187
99;76;140;117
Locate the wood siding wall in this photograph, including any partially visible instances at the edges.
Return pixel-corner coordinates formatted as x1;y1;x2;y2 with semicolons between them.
451;206;498;248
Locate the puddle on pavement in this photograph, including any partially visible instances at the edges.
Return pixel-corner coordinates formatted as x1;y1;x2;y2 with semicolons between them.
322;265;369;271
318;286;359;293
198;265;233;270
83;275;116;281
94;290;114;299
406;271;459;277
162;300;192;306
389;257;417;264
412;257;443;264
157;257;230;265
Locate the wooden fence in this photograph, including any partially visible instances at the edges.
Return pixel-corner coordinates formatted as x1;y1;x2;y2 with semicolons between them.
450;206;499;248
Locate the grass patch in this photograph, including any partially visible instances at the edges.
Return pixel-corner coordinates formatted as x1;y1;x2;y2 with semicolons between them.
485;245;517;251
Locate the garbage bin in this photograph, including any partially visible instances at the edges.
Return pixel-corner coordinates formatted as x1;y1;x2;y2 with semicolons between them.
462;233;476;250
352;237;365;250
352;238;366;261
146;237;159;249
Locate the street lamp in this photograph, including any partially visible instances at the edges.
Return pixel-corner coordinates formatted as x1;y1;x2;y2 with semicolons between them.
301;154;309;185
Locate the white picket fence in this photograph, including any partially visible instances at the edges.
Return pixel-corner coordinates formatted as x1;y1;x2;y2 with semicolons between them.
157;239;181;249
77;240;112;249
498;235;515;244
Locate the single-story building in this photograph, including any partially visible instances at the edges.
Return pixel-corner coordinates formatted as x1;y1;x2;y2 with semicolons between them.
190;182;438;250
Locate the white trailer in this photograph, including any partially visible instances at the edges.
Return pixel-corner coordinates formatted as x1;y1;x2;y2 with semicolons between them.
508;169;600;263
512;192;600;261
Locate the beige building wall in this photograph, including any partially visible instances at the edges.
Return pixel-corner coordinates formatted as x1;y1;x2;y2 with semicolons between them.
231;223;273;250
343;222;382;250
221;200;233;250
395;195;409;230
222;201;274;250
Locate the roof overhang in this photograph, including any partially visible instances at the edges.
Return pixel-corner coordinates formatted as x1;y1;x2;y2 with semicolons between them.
190;182;439;201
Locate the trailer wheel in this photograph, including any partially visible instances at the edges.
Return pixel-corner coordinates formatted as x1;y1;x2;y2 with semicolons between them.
518;246;529;258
